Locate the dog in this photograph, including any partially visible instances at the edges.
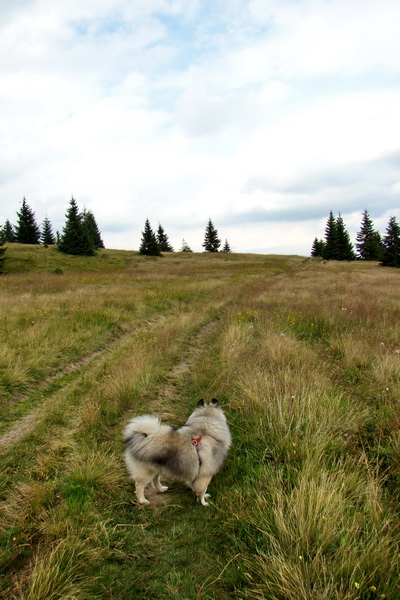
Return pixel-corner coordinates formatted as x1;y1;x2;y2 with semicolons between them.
123;398;231;506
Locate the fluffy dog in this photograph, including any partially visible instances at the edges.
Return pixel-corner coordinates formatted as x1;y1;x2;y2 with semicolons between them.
123;399;231;506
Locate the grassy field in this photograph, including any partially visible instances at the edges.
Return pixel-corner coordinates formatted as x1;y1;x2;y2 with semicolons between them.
1;245;400;599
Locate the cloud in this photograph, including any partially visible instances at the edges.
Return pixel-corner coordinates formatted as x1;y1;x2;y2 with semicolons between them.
1;0;400;255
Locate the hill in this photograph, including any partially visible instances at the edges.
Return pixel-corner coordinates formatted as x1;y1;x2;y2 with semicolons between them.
1;243;302;274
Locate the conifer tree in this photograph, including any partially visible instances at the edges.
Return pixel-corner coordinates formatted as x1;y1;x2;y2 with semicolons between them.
335;214;356;261
381;216;400;268
41;216;56;245
157;224;173;252
180;239;193;252
58;197;95;256
1;220;16;243
311;237;325;257
356;210;383;261
322;211;338;260
202;219;221;252
82;209;104;249
139;219;161;256
15;197;41;244
221;239;231;252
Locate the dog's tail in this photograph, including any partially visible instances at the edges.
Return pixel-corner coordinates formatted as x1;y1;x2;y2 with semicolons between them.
123;415;162;441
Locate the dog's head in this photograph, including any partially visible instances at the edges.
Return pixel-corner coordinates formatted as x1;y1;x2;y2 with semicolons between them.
194;398;226;421
197;398;219;409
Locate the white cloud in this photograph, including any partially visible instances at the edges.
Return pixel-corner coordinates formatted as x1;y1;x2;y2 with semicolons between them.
1;0;400;255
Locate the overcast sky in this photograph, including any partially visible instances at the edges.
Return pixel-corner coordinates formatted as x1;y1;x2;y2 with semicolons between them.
1;0;399;254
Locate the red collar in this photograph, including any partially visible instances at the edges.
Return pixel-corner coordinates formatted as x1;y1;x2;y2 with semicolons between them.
191;435;202;450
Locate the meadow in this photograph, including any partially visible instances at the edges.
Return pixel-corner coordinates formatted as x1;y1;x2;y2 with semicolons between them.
1;244;400;599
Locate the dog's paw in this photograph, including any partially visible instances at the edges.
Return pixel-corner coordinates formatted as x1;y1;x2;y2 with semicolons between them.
138;498;150;505
197;494;211;506
158;485;168;493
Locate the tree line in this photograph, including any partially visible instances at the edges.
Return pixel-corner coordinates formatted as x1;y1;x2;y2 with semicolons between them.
0;197;104;256
0;198;232;269
138;218;231;255
311;210;400;267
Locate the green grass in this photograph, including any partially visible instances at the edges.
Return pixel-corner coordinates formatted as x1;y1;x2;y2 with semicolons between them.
1;248;400;599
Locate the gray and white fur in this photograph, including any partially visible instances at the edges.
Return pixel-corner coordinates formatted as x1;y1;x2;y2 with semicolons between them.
123;399;231;506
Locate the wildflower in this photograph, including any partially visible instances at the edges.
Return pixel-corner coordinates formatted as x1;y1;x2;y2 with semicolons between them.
370;586;377;592
299;555;303;561
354;582;361;589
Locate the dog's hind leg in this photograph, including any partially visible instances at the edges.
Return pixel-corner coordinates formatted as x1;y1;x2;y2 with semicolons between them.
152;474;168;493
192;475;213;506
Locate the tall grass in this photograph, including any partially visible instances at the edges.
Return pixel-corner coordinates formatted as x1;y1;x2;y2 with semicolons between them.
220;261;400;599
1;252;400;599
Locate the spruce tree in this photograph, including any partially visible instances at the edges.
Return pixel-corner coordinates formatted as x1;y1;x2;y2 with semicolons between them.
157;224;173;252
1;220;16;243
82;209;104;249
15;197;41;244
356;210;383;261
221;239;231;252
139;219;161;256
58;197;95;256
311;237;325;258
41;216;56;245
322;211;338;260
180;239;193;252
381;216;400;268
335;214;356;261
202;219;221;252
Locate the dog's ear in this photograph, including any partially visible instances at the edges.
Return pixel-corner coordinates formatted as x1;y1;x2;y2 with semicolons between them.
210;398;219;407
197;399;205;407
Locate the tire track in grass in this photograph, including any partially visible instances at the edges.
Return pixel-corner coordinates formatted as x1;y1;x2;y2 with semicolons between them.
130;318;222;506
0;313;192;454
153;319;220;414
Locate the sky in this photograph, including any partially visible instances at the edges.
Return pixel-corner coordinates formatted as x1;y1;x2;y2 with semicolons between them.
1;0;400;254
